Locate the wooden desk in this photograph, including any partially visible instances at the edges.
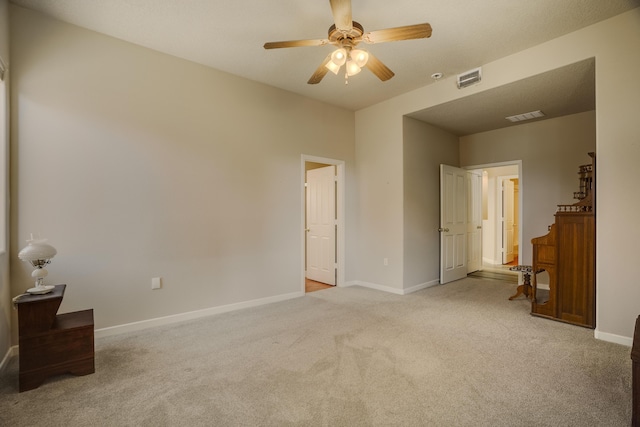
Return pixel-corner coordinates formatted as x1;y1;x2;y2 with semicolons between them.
14;284;94;392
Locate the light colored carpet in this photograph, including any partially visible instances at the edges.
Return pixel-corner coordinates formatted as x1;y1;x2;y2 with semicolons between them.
0;277;632;426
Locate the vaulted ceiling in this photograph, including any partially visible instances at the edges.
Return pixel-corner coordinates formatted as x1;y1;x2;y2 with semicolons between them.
9;0;638;134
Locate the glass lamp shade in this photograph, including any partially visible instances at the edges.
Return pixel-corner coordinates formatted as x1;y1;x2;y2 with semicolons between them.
18;238;57;267
330;48;347;66
346;60;362;77
350;49;369;68
325;60;341;75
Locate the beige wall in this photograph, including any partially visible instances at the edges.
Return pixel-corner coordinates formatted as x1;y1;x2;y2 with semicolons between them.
460;111;596;264
403;117;458;289
0;0;10;367
353;109;404;290
356;8;640;342
9;6;355;342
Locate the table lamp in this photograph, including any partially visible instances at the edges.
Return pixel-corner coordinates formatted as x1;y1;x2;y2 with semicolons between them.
18;234;57;294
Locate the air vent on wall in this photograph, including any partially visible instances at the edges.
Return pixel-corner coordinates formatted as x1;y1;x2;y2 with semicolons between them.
505;110;545;122
457;67;481;89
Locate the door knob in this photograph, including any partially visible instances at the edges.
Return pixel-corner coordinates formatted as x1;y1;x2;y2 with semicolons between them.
477;226;482;229
438;227;450;232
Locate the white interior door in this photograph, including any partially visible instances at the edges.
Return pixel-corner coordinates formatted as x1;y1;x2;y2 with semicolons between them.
440;165;468;284
502;178;515;264
306;165;336;285
467;170;482;273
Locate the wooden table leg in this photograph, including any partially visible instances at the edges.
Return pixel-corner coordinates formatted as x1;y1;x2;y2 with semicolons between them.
509;272;533;300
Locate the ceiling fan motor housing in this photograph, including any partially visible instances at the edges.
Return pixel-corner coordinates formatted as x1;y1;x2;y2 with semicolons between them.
328;21;364;46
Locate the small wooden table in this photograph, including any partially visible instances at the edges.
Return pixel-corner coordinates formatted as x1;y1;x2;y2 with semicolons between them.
508;265;542;300
13;284;94;392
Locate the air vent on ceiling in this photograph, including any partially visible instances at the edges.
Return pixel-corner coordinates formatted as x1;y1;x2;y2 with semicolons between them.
505;110;545;123
457;67;482;89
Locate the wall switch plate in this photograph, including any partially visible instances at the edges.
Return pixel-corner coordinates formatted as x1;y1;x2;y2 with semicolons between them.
383;258;388;266
151;277;162;290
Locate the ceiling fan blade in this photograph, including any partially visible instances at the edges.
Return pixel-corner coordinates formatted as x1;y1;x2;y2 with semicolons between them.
365;53;395;81
329;0;353;31
363;23;432;44
264;39;329;49
308;55;332;84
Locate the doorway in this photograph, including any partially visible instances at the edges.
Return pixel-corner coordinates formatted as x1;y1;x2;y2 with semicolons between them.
301;155;345;293
479;164;521;273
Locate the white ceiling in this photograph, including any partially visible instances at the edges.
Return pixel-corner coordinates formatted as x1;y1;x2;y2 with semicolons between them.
9;0;639;134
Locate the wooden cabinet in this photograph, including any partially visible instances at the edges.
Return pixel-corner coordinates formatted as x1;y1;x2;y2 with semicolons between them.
556;213;595;326
531;153;595;328
14;284;94;392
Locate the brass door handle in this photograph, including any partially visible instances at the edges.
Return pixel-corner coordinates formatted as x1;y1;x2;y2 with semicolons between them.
438;228;450;232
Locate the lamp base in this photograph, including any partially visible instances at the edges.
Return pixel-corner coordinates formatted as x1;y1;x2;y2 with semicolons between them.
27;285;54;295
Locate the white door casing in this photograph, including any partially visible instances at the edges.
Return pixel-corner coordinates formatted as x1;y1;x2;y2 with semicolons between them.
502;178;515;264
306;165;336;285
440;164;468;284
467;170;482;273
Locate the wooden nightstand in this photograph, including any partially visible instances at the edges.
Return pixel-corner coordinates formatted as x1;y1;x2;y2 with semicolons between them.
14;284;94;392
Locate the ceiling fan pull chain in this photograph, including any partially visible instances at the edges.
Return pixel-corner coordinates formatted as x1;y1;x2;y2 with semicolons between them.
345;73;349;85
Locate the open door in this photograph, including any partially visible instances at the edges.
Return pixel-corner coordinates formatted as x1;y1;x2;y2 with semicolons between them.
440;165;468;284
467;170;483;273
306;165;336;285
501;178;515;264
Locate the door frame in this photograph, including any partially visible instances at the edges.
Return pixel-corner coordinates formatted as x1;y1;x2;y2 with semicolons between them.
301;155;345;292
499;174;518;264
464;160;523;269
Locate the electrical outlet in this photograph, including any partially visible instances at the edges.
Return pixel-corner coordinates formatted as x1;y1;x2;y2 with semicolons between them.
151;277;162;290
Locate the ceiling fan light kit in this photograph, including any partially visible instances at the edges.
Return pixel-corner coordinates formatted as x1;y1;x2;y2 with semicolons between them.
325;46;369;80
263;0;432;85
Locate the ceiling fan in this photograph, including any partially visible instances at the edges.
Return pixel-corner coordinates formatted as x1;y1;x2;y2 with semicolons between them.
263;0;432;84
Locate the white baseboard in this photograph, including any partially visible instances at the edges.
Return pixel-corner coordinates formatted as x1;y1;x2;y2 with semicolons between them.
95;291;304;339
594;329;633;347
404;280;440;294
0;345;18;372
483;257;500;265
343;280;439;295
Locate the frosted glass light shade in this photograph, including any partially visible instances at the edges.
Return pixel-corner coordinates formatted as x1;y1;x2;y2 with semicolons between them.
350;49;369;67
325;60;341;75
18;238;57;266
330;48;347;66
346;60;361;76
